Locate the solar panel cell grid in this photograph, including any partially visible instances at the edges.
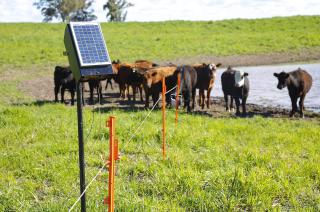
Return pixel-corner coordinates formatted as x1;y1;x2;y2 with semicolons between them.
71;24;110;66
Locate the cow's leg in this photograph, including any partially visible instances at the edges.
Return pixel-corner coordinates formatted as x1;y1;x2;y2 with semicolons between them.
70;89;75;106
199;89;205;109
184;90;191;112
119;83;123;98
132;85;136;103
89;82;94;105
152;93;159;108
224;94;229;111
139;86;144;102
110;79;113;90
235;97;241;115
230;97;234;112
61;86;65;104
98;83;103;104
54;84;60;102
192;88;196;110
299;94;306;118
127;85;131;101
242;97;247;115
206;88;212;109
290;96;298;117
145;91;150;108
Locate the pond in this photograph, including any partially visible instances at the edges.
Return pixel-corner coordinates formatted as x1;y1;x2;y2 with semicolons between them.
212;63;320;112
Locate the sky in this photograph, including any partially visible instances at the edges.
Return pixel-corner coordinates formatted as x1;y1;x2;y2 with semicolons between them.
0;0;319;23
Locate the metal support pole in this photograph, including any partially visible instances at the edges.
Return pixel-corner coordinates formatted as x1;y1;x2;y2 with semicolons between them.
162;77;166;160
76;81;86;212
175;73;181;126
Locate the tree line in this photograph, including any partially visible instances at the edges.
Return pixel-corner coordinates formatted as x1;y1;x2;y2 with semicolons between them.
33;0;133;22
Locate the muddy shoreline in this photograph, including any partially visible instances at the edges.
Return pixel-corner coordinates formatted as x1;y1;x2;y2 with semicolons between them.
21;79;320;119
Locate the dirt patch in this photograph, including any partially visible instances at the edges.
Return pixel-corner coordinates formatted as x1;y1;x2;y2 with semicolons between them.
18;76;320;119
19;76;55;101
157;48;320;67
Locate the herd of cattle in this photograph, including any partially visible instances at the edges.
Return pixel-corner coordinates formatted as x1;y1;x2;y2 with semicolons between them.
54;59;313;118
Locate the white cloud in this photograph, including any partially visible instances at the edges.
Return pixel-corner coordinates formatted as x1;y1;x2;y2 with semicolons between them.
0;0;319;23
0;0;42;22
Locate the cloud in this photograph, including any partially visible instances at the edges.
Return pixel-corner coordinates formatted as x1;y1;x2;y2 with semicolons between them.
0;0;42;22
0;0;319;23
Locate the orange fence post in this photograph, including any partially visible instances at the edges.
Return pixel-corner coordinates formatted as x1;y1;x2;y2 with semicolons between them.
162;77;166;160
104;116;117;212
175;73;181;126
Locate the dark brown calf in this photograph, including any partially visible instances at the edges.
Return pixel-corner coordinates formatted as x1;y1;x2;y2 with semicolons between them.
193;63;221;109
117;63;145;103
274;68;312;118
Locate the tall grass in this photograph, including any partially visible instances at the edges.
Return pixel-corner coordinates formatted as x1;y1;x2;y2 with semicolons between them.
0;104;319;210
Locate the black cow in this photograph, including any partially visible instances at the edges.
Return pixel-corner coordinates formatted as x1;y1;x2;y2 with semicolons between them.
88;79;103;104
54;66;75;105
178;65;198;112
221;66;249;115
274;68;312;118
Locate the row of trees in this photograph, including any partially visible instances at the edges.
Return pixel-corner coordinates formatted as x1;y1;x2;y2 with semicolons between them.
33;0;133;22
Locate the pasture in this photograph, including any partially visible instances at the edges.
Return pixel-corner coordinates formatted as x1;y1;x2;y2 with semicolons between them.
0;16;320;211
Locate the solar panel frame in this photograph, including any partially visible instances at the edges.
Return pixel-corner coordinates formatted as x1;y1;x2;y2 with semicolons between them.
69;22;111;67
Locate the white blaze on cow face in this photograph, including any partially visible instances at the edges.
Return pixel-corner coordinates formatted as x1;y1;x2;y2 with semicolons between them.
208;64;215;70
235;70;245;87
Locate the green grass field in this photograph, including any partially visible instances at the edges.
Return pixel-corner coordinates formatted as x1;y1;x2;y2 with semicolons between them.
0;16;320;211
0;16;320;67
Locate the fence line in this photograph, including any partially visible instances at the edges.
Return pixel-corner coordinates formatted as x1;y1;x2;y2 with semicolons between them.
68;164;106;212
68;85;178;211
122;85;177;149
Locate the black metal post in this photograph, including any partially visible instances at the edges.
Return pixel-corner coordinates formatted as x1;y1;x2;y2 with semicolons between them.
76;81;86;212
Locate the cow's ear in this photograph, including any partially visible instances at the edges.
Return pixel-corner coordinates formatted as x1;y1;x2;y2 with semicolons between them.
244;72;249;77
216;63;222;67
273;73;279;78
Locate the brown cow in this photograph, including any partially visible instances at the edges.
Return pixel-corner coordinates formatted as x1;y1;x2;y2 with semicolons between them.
135;60;159;70
143;66;178;108
274;68;312;118
116;60;157;102
193;63;221;109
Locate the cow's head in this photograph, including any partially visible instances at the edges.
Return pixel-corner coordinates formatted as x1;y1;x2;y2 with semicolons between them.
274;71;290;89
144;71;158;88
235;71;248;87
205;63;221;78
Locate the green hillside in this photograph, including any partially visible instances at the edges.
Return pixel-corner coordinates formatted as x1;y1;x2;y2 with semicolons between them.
0;16;320;66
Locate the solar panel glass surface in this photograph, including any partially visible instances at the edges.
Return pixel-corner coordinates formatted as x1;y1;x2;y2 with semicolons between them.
71;23;110;66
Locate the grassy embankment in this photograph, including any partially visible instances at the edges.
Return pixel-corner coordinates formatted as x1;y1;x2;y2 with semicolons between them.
0;16;320;210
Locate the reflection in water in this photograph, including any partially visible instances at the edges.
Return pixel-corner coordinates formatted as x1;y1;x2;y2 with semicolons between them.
212;63;320;112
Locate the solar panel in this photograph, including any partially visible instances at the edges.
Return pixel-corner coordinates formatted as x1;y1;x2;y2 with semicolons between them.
70;22;111;67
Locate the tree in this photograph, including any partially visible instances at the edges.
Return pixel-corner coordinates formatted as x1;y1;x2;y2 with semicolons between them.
70;0;97;21
34;0;97;22
103;0;134;22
